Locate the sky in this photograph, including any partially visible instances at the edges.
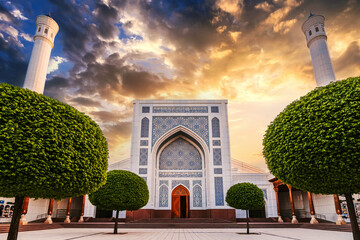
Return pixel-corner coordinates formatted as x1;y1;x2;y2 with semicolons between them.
1;0;360;170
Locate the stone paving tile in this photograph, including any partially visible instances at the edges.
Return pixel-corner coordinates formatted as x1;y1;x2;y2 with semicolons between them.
0;228;353;240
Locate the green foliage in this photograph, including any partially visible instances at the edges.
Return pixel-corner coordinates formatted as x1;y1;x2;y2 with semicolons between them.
0;83;108;199
263;77;360;194
226;183;265;210
89;170;149;211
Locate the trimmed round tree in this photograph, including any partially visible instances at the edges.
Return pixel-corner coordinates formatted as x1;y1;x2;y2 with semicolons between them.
226;183;265;234
263;77;360;240
89;170;149;234
0;83;108;240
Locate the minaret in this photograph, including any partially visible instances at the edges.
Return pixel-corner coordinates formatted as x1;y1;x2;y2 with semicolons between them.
302;14;335;86
23;14;59;93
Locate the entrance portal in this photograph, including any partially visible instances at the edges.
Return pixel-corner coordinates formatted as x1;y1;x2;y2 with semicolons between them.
171;185;189;218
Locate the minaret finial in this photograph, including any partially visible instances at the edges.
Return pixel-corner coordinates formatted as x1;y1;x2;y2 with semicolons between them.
48;12;51;17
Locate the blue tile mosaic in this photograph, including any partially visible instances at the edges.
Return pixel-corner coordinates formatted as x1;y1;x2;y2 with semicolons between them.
159;172;203;178
214;168;222;174
142;106;150;113
153;106;208;113
152;116;209;148
159;185;168;207
160;180;169;186
213;148;222;166
159;138;202;170
139;168;147;174
213;140;221;146
193;185;202;207
139;148;148;165
211;106;219;113
212;117;220;138
193;180;202;186
215;177;224;206
140;140;148;146
172;180;190;190
141;117;149;138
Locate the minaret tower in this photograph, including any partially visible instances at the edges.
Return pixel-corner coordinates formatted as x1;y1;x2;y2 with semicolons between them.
23;14;59;93
302;14;335;86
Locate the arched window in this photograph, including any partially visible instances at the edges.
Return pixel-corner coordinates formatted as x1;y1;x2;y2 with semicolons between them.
315;27;319;32
141;117;149;138
309;30;312;36
212;117;220;138
44;28;48;34
38;27;41;32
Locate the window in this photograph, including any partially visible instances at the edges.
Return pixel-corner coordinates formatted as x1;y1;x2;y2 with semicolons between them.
211;106;219;113
309;30;312;36
140;117;149;137
51;33;53;38
315;27;319;32
44;28;48;34
38;27;41;32
212;117;220;137
142;106;150;113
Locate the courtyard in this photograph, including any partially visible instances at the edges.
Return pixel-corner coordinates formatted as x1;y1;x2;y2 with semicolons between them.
0;228;353;240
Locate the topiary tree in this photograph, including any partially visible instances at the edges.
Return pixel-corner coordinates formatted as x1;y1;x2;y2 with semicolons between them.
89;170;149;234
263;77;360;240
0;83;108;240
226;182;265;234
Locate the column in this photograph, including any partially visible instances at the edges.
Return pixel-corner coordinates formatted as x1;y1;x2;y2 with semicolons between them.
307;192;318;224
274;187;284;222
44;199;54;224
64;198;72;223
334;194;346;225
288;185;298;223
19;197;29;225
78;195;85;222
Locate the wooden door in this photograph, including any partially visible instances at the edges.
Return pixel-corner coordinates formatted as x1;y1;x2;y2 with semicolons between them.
171;185;189;218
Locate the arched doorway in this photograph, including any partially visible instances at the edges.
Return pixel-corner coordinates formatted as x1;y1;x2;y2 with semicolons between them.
171;185;189;218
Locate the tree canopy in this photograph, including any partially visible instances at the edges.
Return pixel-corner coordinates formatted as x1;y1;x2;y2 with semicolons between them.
226;182;265;210
0;83;108;199
263;77;360;195
89;170;149;211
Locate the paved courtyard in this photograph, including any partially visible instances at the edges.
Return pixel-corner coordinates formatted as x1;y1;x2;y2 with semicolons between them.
0;228;353;240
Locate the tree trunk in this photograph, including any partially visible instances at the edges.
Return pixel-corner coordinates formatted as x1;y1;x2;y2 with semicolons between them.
7;196;24;240
114;210;119;234
246;209;249;234
345;193;360;240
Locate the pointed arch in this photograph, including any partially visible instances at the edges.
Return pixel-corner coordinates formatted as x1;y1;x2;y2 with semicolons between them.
141;117;149;137
212;117;220;137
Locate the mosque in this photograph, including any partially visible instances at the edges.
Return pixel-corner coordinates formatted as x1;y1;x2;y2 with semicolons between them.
0;13;358;225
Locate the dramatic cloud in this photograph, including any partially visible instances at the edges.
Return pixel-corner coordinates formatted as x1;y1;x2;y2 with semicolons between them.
2;0;360;167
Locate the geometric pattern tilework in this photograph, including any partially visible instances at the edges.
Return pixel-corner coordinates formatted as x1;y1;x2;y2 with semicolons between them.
211;117;220;138
215;177;224;206
159;172;202;178
193;185;202;207
153;106;208;113
213;148;222;166
139;168;147;174
211;106;219;113
139;148;148;166
160;180;169;186
152;116;209;147
213;140;221;146
140;140;148;146
193;180;202;186
159;185;168;207
159;138;202;170
172;180;190;190
214;168;222;174
141;117;149;138
142;106;150;113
